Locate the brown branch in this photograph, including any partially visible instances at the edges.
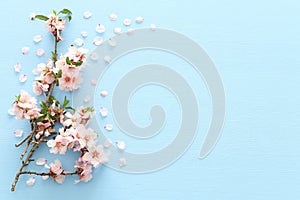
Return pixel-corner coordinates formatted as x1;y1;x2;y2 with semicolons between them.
20;171;79;176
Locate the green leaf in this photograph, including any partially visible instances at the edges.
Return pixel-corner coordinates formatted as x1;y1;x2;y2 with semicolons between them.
53;10;57;15
67;15;72;22
52;51;57;61
72;60;83;66
59;8;72;15
57;69;62;78
15;95;21;101
66;57;71;65
56;79;60;86
35;15;49;21
36;116;45;122
62;96;70;108
65;106;75;111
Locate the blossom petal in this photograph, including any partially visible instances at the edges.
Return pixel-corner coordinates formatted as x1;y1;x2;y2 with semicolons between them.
14;129;23;137
113;27;122;35
104;55;111;63
96;24;105;33
116;141;126;150
42;176;49;180
91;79;97;85
29;12;36;20
104;139;112;148
26;177;35;186
99;107;108;117
81;31;88;37
19;74;27;83
104;124;113;131
84;96;91;103
14;63;22;72
93;36;103;46
89;53;99;61
119;158;126;167
83;11;92;19
22;47;30;55
36;48;45;56
150;24;156;31
36;158;47;165
74;38;84;47
100;90;108;97
108;38;117;47
109;13;118;21
127;28;134;35
8;108;15;115
123;18;131;26
135;17;144;23
33;35;43;43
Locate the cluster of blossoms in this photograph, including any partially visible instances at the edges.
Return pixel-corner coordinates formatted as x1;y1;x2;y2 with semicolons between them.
10;9;109;192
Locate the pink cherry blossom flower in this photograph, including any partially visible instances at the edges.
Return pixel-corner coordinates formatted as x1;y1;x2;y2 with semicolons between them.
50;159;63;175
75;162;93;183
82;145;109;168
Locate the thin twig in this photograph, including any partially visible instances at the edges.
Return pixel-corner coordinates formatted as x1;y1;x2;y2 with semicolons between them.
20;171;79;176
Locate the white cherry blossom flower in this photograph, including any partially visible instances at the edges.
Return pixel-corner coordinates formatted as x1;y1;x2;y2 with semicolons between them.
82;145;109;168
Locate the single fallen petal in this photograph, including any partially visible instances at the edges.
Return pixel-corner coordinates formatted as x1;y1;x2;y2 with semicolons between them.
150;24;156;31
81;31;88;37
104;124;113;131
119;158;126;167
42;176;49;180
96;24;105;33
135;16;144;23
104;139;112;148
91;79;97;85
74;38;84;46
127;28;134;35
36;48;45;56
108;38;117;47
100;90;108;97
33;35;43;43
19;74;27;83
123;18;131;26
99;107;108;117
113;27;122;35
116;141;126;150
36;158;47;166
89;53;99;61
109;13;118;21
84;96;91;103
74;180;81;184
14;129;23;137
22;47;30;55
44;164;50;169
83;11;92;19
26;177;35;186
104;55;111;63
8;108;15;115
14;63;22;72
93;36;103;46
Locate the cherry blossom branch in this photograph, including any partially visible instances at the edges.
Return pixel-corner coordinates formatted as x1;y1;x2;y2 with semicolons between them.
20;171;79;176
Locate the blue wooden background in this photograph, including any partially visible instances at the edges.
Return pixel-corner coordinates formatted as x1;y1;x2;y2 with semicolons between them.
1;0;300;199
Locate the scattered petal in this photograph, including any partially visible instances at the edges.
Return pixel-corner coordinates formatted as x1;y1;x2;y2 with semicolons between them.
150;24;156;31
113;27;122;35
90;52;99;61
44;164;50;169
42;176;49;180
104;139;112;148
19;74;27;83
8;108;15;115
14;63;22;73
123;18;131;26
100;90;108;97
116;141;126;150
83;11;92;19
104;124;113;131
99;107;108;117
108;38;117;47
33;35;43;43
36;158;47;166
119;158;126;167
127;28;134;35
14;129;23;137
93;36;103;46
104;55;111;63
74;38;84;46
29;12;36;20
84;96;91;103
135;16;144;23
81;31;88;37
36;48;45;56
26;177;35;186
109;13;118;21
96;24;105;33
74;180;81;184
91;79;97;85
22;47;30;55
